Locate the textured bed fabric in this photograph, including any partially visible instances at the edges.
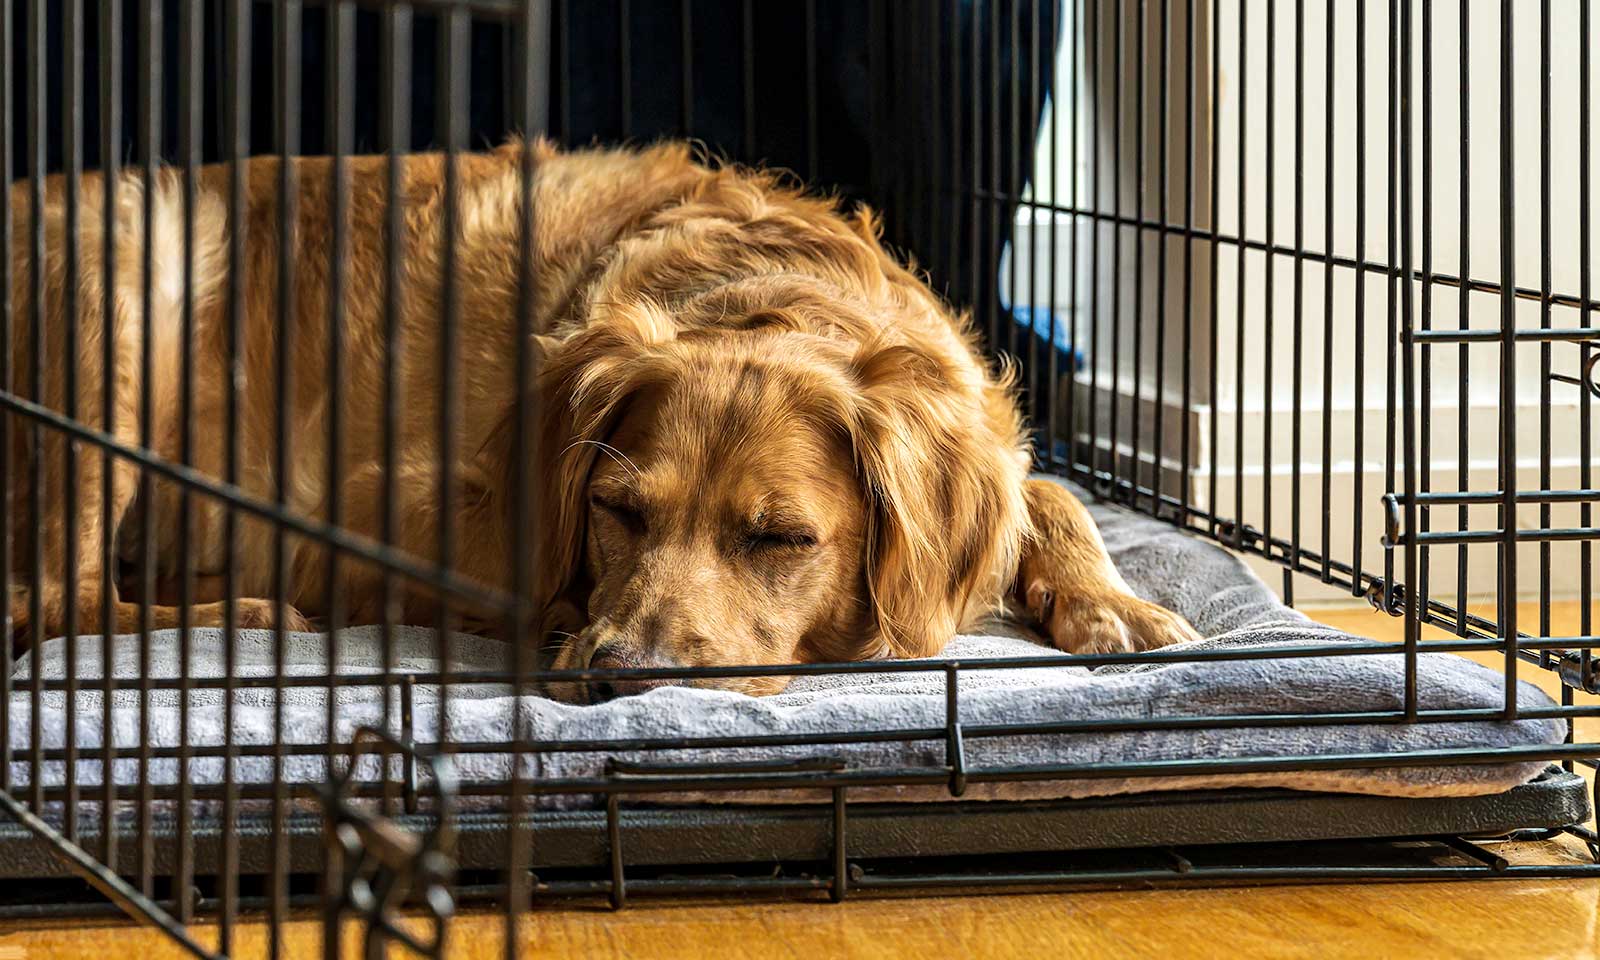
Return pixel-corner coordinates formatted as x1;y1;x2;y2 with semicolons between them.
8;478;1564;807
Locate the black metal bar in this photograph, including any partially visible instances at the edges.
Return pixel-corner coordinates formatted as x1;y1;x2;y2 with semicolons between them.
175;0;203;924
1153;0;1169;514
1206;0;1219;538
1582;0;1595;702
95;0;121;877
1498;0;1520;717
1321;0;1336;584
270;2;303;950
1179;0;1194;522
1110;0;1125;495
61;0;84;850
1290;0;1304;579
805;0;818;179
1262;0;1276;557
1538;0;1553;660
1130;0;1145;505
1418;0;1436;638
221;0;251;944
1066;0;1081;476
506;0;547;947
323;2;355;953
1353;0;1369;598
1457;0;1472;638
133;0;159;897
438;0;469;776
1088;0;1101;487
1399;0;1420;720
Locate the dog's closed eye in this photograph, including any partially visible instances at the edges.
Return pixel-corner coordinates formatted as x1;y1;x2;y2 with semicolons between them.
591;492;647;534
742;527;819;552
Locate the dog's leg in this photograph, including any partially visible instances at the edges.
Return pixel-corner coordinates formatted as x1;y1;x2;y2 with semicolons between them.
1013;478;1200;654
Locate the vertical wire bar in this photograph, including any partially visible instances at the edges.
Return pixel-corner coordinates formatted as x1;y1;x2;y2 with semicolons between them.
557;0;570;145
805;0;818;181
1067;0;1082;474
1207;0;1220;536
1538;0;1552;647
1384;0;1400;612
62;0;84;848
1580;0;1593;692
95;0;120;873
946;0;961;290
1321;0;1335;582
380;1;413;820
1180;0;1194;521
1263;0;1276;555
1009;0;1024;369
221;0;251;944
1131;0;1146;506
971;0;983;363
1353;0;1369;595
324;4;355;931
680;0;692;135
24;0;45;825
1153;0;1169;514
0;0;13;805
1399;0;1420;719
1457;0;1471;634
741;0;754;161
989;0;1003;352
506;0;546;948
1110;0;1124;495
439;0;469;767
269;2;303;953
1232;0;1247;550
1046;0;1059;467
134;0;160;892
933;6;946;292
1089;0;1102;485
618;0;631;138
175;0;202;922
1419;0;1435;642
1497;0;1519;716
1026;0;1040;439
1291;0;1305;575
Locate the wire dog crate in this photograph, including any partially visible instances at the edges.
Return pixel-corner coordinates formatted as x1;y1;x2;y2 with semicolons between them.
1;0;1598;956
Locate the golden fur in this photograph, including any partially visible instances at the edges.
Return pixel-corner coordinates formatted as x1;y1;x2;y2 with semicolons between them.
6;141;1197;699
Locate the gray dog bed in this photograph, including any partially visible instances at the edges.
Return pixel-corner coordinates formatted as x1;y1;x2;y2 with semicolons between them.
9;478;1565;809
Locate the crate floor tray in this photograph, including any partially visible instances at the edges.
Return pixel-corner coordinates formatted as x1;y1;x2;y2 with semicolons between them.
0;766;1585;880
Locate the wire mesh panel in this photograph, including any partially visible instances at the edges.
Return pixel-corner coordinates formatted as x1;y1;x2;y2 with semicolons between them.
0;0;1596;956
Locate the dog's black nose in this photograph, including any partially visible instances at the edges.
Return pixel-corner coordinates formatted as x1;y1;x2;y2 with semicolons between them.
588;645;673;701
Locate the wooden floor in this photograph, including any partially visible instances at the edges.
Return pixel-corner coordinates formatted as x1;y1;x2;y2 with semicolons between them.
1;601;1597;959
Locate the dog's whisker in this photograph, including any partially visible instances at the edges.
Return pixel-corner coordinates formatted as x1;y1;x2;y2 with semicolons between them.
561;438;643;480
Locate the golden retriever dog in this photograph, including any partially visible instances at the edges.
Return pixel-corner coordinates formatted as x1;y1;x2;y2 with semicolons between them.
6;141;1198;700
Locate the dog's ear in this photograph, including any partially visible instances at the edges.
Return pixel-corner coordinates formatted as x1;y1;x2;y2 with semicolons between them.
524;304;675;615
846;337;1030;658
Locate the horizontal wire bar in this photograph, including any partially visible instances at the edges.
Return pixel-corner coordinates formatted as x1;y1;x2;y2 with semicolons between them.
12;699;1600;766
1403;528;1600;546
1411;328;1600;343
1399;490;1600;505
9;742;1600;803
1002;193;1600;316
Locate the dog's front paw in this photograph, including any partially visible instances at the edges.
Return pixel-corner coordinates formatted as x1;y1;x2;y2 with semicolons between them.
1023;580;1200;655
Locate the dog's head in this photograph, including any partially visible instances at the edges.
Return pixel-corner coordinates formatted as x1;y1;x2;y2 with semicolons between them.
525;280;1027;702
